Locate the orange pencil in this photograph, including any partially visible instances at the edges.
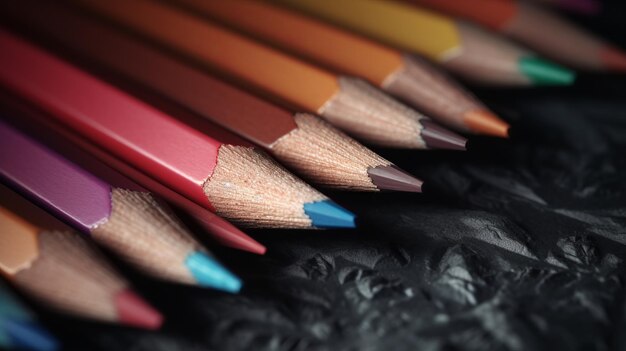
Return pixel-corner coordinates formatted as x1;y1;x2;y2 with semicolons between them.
412;0;626;71
68;0;465;149
173;0;506;136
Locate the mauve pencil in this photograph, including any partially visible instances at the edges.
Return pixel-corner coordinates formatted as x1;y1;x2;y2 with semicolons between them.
0;92;266;255
0;186;163;329
66;0;465;150
0;30;356;229
0;281;59;351
4;1;423;192
0;121;242;292
171;0;505;137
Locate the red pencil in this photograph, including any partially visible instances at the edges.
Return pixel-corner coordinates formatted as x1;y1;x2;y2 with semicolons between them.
0;30;356;229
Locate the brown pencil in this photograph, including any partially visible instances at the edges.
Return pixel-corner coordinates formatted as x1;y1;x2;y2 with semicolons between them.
0;186;163;328
172;0;507;136
2;0;423;192
66;0;466;150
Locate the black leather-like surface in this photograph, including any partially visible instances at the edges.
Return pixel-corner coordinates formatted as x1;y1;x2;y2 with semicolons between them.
4;2;626;351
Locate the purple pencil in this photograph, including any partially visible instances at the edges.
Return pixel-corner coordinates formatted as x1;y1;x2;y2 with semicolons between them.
0;120;241;292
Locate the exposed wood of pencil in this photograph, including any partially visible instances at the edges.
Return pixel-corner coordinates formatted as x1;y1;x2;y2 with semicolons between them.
0;92;265;254
0;30;337;229
0;205;161;328
68;0;450;149
412;0;625;71
3;2;401;190
172;0;499;135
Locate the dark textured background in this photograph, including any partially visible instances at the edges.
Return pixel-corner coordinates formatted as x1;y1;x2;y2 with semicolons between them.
3;1;626;350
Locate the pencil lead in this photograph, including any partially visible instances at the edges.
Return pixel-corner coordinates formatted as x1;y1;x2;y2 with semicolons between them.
420;119;467;150
463;109;510;138
185;252;242;293
114;289;163;330
600;45;626;72
303;200;356;228
0;319;59;351
367;165;423;193
518;57;576;85
196;215;267;254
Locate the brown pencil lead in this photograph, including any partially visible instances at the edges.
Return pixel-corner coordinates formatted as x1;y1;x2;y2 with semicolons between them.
463;110;510;138
601;46;626;72
114;289;163;329
367;165;423;193
420;119;467;150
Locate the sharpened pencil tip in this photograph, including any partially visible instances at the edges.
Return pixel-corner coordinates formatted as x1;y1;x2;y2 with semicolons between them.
0;319;59;351
463;109;510;138
114;289;163;330
196;215;266;255
367;165;423;193
518;56;576;85
304;200;356;228
601;45;626;72
185;252;242;293
420;119;467;150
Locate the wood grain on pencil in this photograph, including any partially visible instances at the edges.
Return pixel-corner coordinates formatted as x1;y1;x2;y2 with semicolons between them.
0;121;241;292
0;30;355;229
3;1;423;191
412;0;626;71
66;0;464;149
275;0;575;86
171;0;504;136
0;190;162;328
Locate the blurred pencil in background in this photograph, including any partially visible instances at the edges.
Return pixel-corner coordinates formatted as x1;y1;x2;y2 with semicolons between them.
530;0;601;15
68;0;466;149
0;0;424;192
0;281;59;351
0;188;163;329
169;0;506;137
274;0;575;86
0;30;356;229
0;92;266;255
410;0;626;71
0;121;242;292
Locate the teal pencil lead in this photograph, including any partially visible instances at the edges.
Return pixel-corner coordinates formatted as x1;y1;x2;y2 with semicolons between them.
303;200;356;228
185;251;242;293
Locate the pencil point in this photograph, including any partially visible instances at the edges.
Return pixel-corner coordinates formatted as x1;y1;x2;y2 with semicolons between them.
303;200;356;228
420;119;467;150
463;109;510;138
367;165;423;193
114;289;163;330
601;45;626;72
518;57;576;85
185;251;242;293
195;214;267;255
0;319;59;351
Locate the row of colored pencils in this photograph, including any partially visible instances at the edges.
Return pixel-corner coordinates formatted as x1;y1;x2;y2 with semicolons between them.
0;0;622;344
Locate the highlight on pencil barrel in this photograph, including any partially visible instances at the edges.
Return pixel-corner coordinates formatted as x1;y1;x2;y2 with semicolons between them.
1;1;424;191
66;0;465;149
170;0;506;137
0;121;241;292
0;281;59;351
274;0;575;86
0;30;356;229
410;0;626;71
0;197;163;329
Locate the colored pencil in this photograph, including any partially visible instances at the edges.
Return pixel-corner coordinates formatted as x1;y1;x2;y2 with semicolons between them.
0;92;266;255
0;188;163;329
0;121;241;292
0;30;356;229
530;0;601;15
411;0;625;71
4;2;423;192
166;0;506;136
0;281;59;351
274;0;575;86
67;0;465;149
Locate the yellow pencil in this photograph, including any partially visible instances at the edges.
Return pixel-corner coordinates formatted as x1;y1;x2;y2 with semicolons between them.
274;0;575;85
